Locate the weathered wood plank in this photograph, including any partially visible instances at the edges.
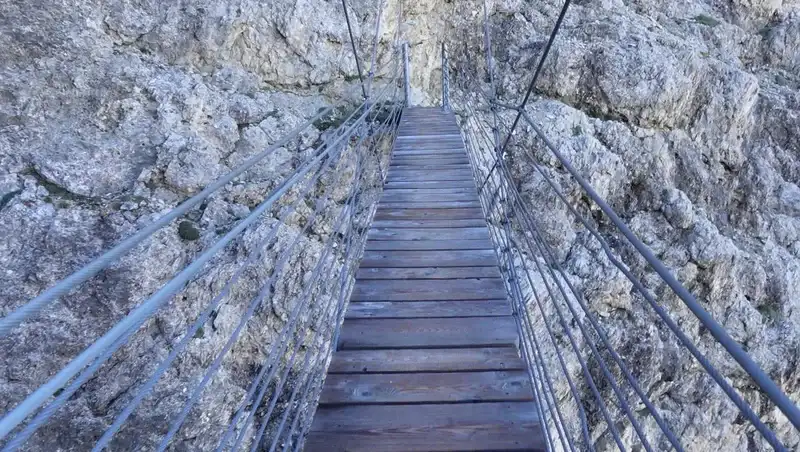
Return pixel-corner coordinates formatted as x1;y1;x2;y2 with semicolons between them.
305;402;545;452
387;171;474;182
391;157;469;165
319;371;534;405
327;347;526;373
370;219;487;229
380;192;479;203
388;163;471;170
381;187;477;195
384;180;476;189
392;149;465;154
351;278;506;301
368;226;490;240
386;175;474;183
374;207;484;221
346;300;511;318
364;239;492;251
356;266;501;280
360;249;497;268
378;201;481;210
337;317;519;349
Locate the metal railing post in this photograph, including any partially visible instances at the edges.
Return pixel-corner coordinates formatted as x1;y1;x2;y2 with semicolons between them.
402;42;411;105
441;42;450;111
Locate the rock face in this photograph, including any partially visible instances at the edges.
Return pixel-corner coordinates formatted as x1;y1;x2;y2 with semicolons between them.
444;0;800;450
1;0;799;450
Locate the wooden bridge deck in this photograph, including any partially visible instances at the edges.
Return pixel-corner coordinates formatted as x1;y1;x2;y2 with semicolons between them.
305;108;545;451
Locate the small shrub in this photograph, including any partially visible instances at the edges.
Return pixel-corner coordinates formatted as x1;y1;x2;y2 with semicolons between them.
178;220;200;241
694;14;721;27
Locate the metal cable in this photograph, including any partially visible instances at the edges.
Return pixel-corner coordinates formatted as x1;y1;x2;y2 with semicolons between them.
462;106;588;450
482;106;677;450
513;110;792;449
0;103;345;338
0;70;399;442
365;0;386;99
216;88;401;452
290;105;402;451
160;82;401;451
341;0;368;99
499;0;572;154
91;127;348;451
236;118;373;452
462;118;572;452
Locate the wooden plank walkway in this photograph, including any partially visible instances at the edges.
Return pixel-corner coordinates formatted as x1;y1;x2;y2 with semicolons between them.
306;107;545;451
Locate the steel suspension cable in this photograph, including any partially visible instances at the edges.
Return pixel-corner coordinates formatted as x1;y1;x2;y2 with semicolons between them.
514;110;793;449
0;102;346;339
462;105;590;450
482;98;786;449
461;113;557;450
341;0;368;99
235;106;394;452
498;0;572;155
487;106;684;450
91;131;348;452
216;80;401;451
291;109;401;452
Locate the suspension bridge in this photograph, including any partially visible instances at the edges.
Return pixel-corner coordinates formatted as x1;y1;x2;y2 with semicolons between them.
1;0;799;451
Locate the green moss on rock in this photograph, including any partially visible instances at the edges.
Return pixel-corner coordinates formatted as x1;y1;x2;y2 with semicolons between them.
178;220;200;241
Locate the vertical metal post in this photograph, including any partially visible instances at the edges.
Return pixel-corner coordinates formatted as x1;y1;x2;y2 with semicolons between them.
402;42;411;105
441;42;450;111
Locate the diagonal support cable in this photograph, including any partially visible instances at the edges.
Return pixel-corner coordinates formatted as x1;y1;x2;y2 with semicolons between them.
341;0;368;99
498;0;572;155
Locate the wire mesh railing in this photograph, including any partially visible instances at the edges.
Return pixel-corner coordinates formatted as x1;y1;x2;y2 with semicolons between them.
0;2;407;448
449;0;800;450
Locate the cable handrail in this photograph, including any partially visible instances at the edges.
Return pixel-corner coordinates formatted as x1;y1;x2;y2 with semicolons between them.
3;0;799;449
0;8;405;445
445;0;800;449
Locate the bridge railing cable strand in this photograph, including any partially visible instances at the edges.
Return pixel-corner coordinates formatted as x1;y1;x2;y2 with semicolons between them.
0;1;407;447
451;0;800;450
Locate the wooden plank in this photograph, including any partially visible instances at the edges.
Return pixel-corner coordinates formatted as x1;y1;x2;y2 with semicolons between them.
319;371;534;405
368;227;490;240
384;180;476;189
386;171;473;182
388;163;471;170
356;266;501;280
337;317;519;349
351;278;506;301
392;148;465;154
387;169;472;176
346;300;511;318
396;135;462;141
381;187;476;195
381;192;479;203
378;201;481;209
364;239;492;251
360;249;497;268
327;347;526;373
370;219;487;229
386;174;473;183
305;402;545;452
374;207;484;221
391;157;469;165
